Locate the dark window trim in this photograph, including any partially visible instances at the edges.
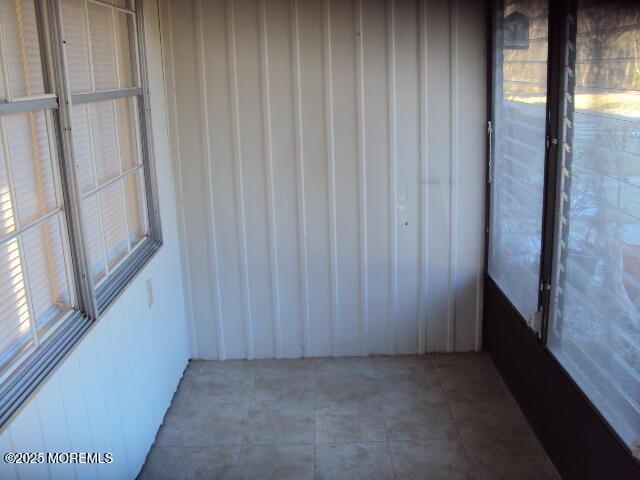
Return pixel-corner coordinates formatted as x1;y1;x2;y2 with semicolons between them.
484;275;640;478
485;0;640;468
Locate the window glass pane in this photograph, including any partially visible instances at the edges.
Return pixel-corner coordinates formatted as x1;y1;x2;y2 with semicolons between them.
116;96;138;171
549;0;640;452
488;0;548;320
87;2;117;91
71;103;95;194
81;192;106;283
0;237;32;369
61;0;91;93
124;169;146;247
89;100;119;184
100;180;127;268
4;110;57;225
22;215;71;333
115;11;136;88
0;0;46;98
0;131;15;238
78;94;150;289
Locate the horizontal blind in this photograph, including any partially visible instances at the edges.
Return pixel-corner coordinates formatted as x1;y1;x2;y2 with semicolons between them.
60;0;92;93
115;10;135;88
87;1;116;91
0;0;46;98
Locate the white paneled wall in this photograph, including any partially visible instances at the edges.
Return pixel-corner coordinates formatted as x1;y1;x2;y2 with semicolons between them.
162;0;486;359
0;1;190;478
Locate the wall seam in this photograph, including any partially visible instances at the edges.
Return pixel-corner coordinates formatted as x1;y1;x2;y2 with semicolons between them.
195;0;226;360
226;0;255;359
258;0;283;359
322;0;339;357
354;0;369;356
161;0;197;358
290;0;312;357
386;0;398;355
448;0;459;352
417;0;429;354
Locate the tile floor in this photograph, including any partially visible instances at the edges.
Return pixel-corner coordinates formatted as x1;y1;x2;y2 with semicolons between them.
139;354;558;480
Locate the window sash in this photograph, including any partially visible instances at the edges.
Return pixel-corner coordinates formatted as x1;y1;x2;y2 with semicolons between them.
0;0;161;428
487;0;640;460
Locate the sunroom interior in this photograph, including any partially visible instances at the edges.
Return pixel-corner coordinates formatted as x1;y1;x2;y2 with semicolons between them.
0;0;638;478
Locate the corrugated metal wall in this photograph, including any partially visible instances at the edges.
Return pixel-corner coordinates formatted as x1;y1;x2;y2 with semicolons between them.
162;0;487;359
0;2;191;478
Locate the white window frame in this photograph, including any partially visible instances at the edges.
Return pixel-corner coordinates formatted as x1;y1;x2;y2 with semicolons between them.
0;0;161;427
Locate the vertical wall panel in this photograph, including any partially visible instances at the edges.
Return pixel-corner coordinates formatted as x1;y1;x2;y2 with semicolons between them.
297;0;333;356
425;0;454;352
168;0;218;359
35;378;76;480
232;0;274;359
394;0;421;354
200;0;246;359
452;0;486;351
164;0;486;358
328;0;361;355
263;0;304;358
362;0;391;354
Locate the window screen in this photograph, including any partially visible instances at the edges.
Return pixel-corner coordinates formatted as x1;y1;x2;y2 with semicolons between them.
549;0;640;453
488;0;549;321
0;0;74;373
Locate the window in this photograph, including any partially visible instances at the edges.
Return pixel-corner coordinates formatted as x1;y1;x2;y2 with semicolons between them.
0;0;160;425
548;0;640;455
60;0;154;304
488;0;549;322
489;0;640;459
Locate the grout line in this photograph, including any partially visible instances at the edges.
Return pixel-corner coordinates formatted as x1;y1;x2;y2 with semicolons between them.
429;354;479;476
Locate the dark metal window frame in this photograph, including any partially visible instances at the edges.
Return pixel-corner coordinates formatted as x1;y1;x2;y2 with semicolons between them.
0;0;161;428
485;0;639;464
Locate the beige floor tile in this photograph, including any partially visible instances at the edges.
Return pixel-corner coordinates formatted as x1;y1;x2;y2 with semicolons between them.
390;439;474;480
315;443;394;480
236;444;314;480
316;411;387;443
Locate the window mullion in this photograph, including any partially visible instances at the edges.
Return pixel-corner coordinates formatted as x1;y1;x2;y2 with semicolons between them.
0;3;13;101
110;5;132;253
134;0;160;242
539;0;577;344
0;117;39;348
111;4;121;88
49;0;99;319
